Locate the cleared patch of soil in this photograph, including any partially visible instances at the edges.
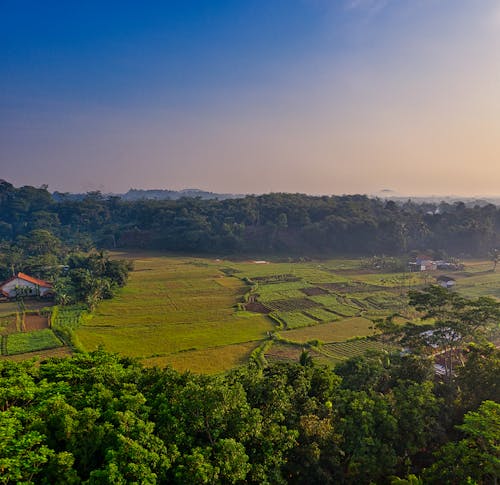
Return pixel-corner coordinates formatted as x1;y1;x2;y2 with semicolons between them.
24;315;49;331
300;286;328;296
245;302;271;314
265;342;321;363
265;343;304;362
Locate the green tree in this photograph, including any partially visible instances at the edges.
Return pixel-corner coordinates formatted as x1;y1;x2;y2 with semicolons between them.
425;401;500;484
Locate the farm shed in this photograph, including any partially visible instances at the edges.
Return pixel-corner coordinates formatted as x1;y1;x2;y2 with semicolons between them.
436;275;456;289
0;272;54;298
409;255;438;271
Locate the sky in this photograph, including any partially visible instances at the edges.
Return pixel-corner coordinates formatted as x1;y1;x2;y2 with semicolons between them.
1;0;500;196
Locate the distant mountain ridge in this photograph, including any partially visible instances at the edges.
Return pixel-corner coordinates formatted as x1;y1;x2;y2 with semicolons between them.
122;188;243;201
51;188;244;202
49;186;500;206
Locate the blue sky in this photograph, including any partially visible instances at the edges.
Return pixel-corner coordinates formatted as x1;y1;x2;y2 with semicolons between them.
2;0;500;195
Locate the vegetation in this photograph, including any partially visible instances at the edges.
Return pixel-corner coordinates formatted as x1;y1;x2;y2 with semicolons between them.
75;255;273;372
0;181;499;482
1;181;499;258
5;329;62;355
0;346;498;484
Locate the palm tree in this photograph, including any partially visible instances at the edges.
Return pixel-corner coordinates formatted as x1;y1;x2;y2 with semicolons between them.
491;249;499;272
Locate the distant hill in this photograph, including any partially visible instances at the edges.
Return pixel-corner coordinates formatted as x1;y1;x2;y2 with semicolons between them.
121;188;243;201
382;196;500;207
51;188;244;202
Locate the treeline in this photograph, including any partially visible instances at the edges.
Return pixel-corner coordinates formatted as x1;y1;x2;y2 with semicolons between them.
0;345;498;484
0;180;499;256
54;252;133;309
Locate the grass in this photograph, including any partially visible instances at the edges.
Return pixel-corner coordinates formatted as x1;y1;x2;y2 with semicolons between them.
6;329;63;355
303;307;340;322
454;271;500;299
0;346;72;362
76;256;274;362
142;341;260;374
273;311;318;329
280;317;375;343
71;253;500;373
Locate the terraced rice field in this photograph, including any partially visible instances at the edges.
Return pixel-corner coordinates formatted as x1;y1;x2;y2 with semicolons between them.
76;255;273;372
6;253;495;373
280;317;375;343
319;339;390;363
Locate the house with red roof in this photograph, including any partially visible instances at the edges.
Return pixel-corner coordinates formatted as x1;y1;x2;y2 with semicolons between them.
0;272;54;298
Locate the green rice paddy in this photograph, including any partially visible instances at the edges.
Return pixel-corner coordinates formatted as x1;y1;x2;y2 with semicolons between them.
2;252;498;373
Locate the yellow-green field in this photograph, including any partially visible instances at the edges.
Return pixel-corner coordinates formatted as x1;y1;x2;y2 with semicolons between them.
142;341;260;374
280;317;375;343
76;255;273;372
2;254;498;372
70;253;500;373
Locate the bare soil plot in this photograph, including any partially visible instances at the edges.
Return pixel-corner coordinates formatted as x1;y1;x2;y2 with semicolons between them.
300;287;329;296
265;341;322;363
245;302;271;314
265;342;304;363
0;299;54;317
24;314;49;331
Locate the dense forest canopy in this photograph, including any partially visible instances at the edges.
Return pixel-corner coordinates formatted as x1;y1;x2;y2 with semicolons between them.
1;346;498;484
1;180;499;483
0;180;499;257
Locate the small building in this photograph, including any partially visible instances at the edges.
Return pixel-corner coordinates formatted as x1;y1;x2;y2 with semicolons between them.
0;272;54;299
436;275;456;289
410;257;437;271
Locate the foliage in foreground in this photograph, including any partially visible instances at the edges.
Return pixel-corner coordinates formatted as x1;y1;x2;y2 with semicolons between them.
0;348;498;484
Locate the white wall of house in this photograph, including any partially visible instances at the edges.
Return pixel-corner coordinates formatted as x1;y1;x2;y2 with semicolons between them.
1;278;51;297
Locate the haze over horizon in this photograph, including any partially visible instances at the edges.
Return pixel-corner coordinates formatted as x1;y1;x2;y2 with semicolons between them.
2;1;500;196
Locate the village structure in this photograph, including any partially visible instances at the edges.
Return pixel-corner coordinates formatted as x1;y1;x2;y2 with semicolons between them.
0;272;54;299
436;275;456;289
409;255;463;273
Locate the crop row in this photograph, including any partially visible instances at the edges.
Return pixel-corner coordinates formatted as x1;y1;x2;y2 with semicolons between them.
273;311;317;329
6;329;63;355
321;339;388;359
303;307;340;322
265;298;320;312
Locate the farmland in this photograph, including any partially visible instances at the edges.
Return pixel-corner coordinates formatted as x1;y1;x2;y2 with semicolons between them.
6;328;63;355
0;301;66;359
74;254;499;372
2;253;499;373
75;255;274;372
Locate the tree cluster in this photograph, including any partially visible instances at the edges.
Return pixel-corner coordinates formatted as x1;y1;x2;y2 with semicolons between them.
0;345;498;484
1;181;499;257
54;252;133;309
